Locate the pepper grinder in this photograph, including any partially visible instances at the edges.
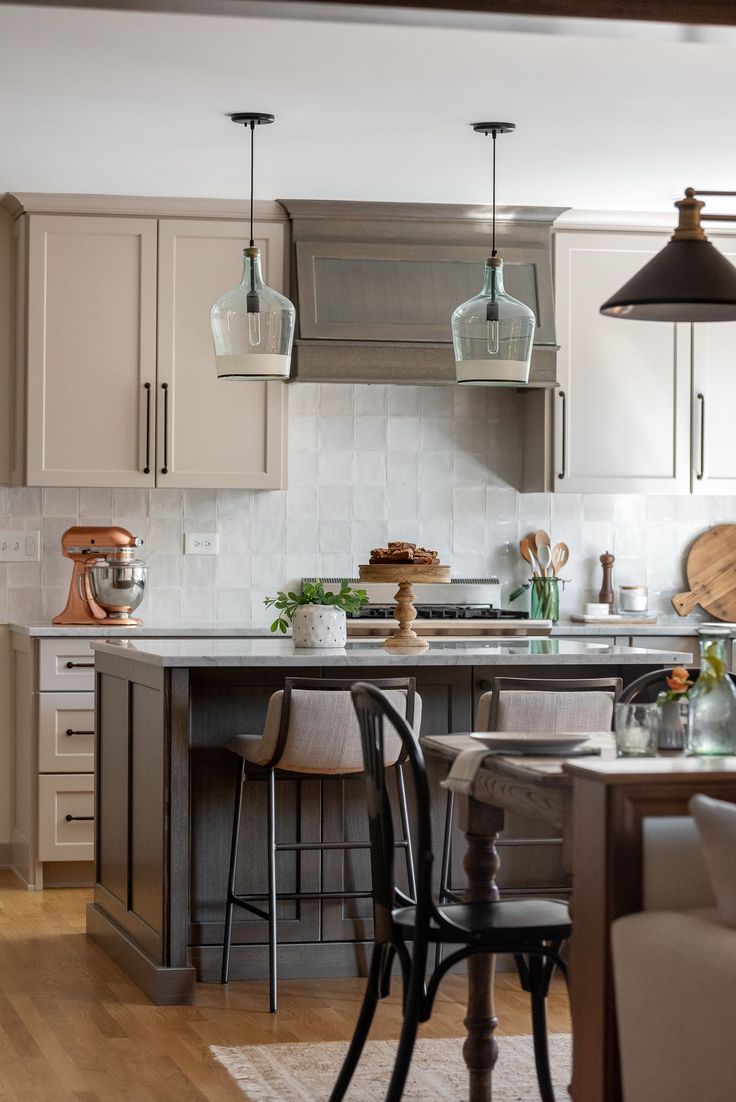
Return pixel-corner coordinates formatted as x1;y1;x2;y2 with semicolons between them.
599;551;615;612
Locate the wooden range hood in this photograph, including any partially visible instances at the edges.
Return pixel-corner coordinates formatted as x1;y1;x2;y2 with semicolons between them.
279;199;568;386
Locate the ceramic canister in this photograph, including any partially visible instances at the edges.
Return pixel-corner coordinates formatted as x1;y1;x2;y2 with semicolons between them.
292;605;347;648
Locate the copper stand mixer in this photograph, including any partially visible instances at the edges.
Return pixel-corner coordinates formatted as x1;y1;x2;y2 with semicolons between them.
53;526;147;626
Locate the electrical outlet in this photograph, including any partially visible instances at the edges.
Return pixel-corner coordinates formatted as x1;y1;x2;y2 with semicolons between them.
0;530;40;562
184;533;219;555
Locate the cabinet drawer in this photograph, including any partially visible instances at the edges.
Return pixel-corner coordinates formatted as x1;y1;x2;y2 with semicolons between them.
39;638;96;691
38;692;94;773
38;774;94;862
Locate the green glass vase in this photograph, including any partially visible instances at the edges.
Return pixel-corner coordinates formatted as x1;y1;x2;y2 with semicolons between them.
687;628;736;755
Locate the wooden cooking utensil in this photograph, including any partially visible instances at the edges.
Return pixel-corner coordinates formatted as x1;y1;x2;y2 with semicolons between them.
534;530;551;576
536;544;553;577
519;537;539;576
550;542;570;576
672;524;736;619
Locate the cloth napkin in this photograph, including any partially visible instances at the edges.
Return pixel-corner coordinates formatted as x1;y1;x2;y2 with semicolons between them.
441;742;602;796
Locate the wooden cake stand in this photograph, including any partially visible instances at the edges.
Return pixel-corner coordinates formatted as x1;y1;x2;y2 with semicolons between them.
358;563;451;650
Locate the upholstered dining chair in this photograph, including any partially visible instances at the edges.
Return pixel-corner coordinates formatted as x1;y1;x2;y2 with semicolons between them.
221;676;421;1012
329;682;571;1102
438;676;623;912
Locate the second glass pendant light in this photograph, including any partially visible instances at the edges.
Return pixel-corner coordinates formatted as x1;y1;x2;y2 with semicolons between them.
210;113;295;381
452;123;535;386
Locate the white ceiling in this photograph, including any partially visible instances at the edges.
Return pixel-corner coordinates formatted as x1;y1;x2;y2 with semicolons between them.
2;3;736;214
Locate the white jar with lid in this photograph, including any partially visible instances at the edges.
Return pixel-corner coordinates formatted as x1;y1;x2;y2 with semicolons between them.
619;585;648;613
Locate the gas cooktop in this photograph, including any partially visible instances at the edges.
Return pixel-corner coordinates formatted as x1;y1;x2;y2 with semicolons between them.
349;605;528;621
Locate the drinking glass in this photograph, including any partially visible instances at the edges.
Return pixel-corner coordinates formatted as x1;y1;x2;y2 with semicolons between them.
614;702;659;757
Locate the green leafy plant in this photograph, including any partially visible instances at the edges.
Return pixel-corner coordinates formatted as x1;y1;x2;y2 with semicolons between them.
264;579;368;634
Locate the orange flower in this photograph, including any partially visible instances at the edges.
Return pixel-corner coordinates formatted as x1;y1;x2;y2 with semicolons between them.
666;666;693;693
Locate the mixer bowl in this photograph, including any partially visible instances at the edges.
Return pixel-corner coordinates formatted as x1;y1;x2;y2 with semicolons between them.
87;560;147;618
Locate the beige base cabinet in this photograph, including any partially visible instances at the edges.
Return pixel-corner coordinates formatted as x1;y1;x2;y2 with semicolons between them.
12;633;98;888
554;230;691;494
6;195;288;489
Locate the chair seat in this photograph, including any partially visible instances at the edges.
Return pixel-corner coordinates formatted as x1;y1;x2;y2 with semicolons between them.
393;898;571;945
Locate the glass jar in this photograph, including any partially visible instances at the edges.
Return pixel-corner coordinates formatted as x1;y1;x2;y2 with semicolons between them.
619;585;648;613
687;628;736;755
530;577;559;623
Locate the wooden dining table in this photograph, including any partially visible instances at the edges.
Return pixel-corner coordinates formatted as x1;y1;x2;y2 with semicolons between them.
421;733;736;1102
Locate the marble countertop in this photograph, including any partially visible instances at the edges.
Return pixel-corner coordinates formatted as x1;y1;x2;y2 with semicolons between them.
10;619;717;639
551;620;712;637
8;622;275;638
91;637;693;669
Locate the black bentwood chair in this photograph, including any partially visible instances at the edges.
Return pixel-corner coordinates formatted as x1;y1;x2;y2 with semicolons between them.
329;682;572;1102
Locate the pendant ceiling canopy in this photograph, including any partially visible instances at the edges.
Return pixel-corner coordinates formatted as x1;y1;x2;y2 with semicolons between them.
451;122;536;386
210;112;295;381
601;189;736;322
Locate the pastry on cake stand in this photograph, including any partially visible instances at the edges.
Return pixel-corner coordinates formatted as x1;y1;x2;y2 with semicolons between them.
358;561;451;650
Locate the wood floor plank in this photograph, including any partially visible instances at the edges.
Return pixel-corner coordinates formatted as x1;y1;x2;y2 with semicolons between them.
0;871;570;1098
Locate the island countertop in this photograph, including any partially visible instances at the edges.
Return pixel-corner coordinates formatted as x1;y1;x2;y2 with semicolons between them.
91;637;692;668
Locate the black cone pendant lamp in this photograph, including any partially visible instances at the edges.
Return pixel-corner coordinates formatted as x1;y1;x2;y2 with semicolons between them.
601;188;736;322
452;122;535;385
210;113;295;380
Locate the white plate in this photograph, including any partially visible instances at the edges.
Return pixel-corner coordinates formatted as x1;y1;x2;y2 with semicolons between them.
470;732;592;755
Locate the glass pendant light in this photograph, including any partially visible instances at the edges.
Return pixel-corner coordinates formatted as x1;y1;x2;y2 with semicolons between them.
452;122;536;386
210;113;295;380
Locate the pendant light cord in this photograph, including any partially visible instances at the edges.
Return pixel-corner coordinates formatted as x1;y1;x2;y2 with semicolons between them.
491;127;497;258
249;120;255;248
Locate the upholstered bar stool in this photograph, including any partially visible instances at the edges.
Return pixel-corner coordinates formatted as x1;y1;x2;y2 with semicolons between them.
438;676;622;910
221;676;422;1011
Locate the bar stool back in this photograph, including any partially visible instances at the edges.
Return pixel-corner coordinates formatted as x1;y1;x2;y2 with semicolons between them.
439;676;622;911
221;676;421;1011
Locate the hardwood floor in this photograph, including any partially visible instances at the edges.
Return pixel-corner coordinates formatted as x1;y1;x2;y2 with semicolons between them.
0;870;570;1101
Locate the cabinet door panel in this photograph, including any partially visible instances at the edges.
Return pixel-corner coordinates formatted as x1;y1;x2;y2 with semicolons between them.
555;232;690;493
692;238;736;493
26;215;156;486
157;219;287;489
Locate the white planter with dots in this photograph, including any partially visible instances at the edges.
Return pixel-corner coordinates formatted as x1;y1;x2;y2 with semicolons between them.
292;605;347;648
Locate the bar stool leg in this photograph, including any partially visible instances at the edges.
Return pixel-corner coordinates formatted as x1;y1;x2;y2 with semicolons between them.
221;758;245;984
395;764;417;900
435;788;455;969
267;766;278;1013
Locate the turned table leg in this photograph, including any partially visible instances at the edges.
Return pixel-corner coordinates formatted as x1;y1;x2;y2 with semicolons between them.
458;795;505;1102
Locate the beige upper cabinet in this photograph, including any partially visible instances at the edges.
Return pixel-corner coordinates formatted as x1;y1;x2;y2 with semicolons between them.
690;235;736;495
156;219;286;489
554;230;690;494
12;198;288;489
25;214;158;487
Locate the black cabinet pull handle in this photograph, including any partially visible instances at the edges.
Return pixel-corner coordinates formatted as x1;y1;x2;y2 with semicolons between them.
696;391;706;481
65;661;94;669
65;815;94;822
143;382;152;474
65;729;94;737
161;382;169;474
557;389;567;480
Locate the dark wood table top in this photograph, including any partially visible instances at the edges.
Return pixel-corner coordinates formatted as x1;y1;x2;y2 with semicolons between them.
420;732;615;788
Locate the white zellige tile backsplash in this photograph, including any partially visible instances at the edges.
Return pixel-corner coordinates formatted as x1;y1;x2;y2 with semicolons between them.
0;383;730;627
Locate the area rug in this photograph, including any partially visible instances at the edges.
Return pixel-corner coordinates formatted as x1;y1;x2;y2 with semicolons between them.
211;1034;571;1100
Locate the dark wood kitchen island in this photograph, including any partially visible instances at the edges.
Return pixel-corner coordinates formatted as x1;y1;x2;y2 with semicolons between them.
86;636;690;1004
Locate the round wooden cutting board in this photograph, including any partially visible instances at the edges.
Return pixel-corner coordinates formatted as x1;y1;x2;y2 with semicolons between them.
672;524;736;619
